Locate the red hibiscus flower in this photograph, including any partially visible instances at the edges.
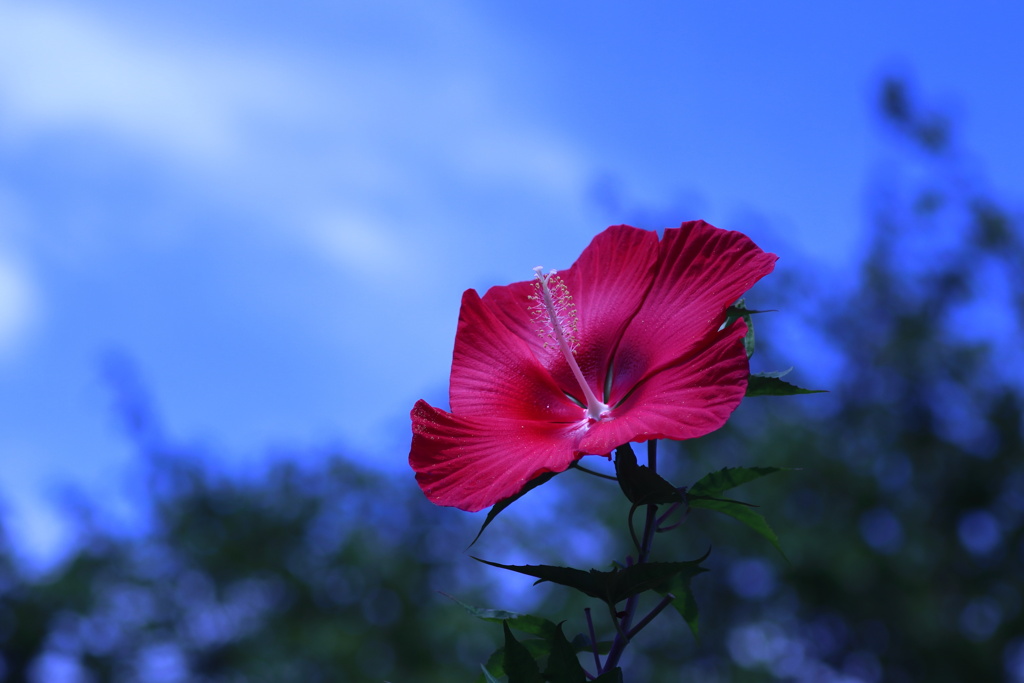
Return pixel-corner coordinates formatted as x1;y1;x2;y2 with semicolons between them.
409;221;777;512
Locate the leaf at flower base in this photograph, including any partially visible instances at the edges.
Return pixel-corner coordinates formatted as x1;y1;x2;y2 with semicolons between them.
756;366;794;379
443;593;559;639
614;443;682;506
724;299;766;359
503;621;543;683
742;319;755;358
724;299;774;322
473;558;707;606
745;373;824;397
468;472;558;548
542;623;587;683
688;466;792;498
689;497;788;561
592;668;624;683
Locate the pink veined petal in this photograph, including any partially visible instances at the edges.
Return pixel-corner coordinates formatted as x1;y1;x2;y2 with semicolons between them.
449;288;581;421
481;226;660;403
580;319;750;455
558;225;660;401
608;220;777;405
409;400;587;512
476;278;549;365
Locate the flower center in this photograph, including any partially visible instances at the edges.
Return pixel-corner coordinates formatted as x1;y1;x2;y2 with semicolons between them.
530;267;611;422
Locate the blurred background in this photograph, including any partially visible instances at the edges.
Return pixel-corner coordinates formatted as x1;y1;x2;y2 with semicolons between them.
0;1;1022;681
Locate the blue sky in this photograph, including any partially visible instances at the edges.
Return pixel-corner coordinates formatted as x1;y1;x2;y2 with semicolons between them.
0;0;1021;565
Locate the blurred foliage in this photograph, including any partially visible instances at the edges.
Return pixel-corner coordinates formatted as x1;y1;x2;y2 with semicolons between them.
0;366;493;681
1;76;1022;682
606;76;1024;682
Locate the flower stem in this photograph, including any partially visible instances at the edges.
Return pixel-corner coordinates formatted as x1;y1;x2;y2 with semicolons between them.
627;505;644;554
601;441;661;673
656;499;690;532
571;462;619;481
627;593;675;639
585;607;601;674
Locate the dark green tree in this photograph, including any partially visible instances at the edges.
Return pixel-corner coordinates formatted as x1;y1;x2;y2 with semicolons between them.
0;358;494;682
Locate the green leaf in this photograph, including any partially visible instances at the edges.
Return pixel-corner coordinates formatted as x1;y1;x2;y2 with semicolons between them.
689;498;788;560
503;621;543;683
480;664;502;683
755;367;793;379
460;600;606;682
443;594;560;639
725;299;774;320
592;668;624;683
478;639;552;683
650;547;708;640
725;299;773;359
468;472;558;548
614;444;682;506
688;466;791;498
653;571;705;639
477;649;504;683
473;558;706;606
745;373;825;397
570;633;612;655
542;623;587;683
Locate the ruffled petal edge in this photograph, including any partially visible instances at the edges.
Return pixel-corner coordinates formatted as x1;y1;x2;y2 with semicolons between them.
409;400;586;512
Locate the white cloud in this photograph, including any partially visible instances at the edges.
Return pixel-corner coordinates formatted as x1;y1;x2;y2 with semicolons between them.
0;3;315;166
0;1;591;276
306;212;413;277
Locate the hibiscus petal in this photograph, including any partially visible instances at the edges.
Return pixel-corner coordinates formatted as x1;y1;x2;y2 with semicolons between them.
449;289;580;422
480;225;660;403
409;400;586;512
608;220;777;403
477;279;552;367
580;319;750;454
559;225;660;399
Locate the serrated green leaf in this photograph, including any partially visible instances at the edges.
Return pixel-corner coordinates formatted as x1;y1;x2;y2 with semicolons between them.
478;639;553;683
688;466;791;498
503;621;543;683
473;558;706;606
569;633;612;655
745;374;825;396
543;623;587;683
473;560;606;601
480;664;502;683
653;571;704;640
475;650;502;683
742;320;755;358
725;299;774;320
725;299;774;359
690;498;788;561
468;472;558;548
593;668;624;683
444;594;560;639
615;444;682;506
758;367;794;379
